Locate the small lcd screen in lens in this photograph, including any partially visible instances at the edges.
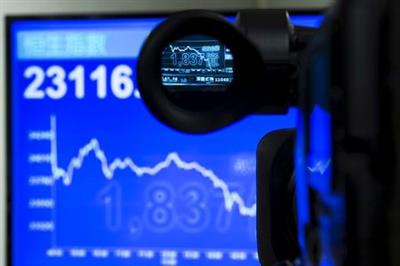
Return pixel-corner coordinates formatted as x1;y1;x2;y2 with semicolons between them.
161;35;234;91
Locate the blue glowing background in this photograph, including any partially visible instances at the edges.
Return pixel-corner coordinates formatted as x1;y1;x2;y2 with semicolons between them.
9;14;322;266
296;28;345;266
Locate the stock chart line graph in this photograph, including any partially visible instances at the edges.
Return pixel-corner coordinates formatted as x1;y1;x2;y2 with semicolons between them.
26;115;259;264
167;44;218;70
308;160;331;175
161;36;234;89
29;115;256;216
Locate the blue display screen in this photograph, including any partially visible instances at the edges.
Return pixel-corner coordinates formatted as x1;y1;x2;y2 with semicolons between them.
9;14;322;266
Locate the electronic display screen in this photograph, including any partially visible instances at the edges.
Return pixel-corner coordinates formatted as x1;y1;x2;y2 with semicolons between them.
161;34;234;90
8;14;323;266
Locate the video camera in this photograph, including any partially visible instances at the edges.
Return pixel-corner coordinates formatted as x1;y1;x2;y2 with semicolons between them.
136;1;400;265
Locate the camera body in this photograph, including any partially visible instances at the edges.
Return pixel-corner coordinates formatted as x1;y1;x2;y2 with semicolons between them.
136;1;400;265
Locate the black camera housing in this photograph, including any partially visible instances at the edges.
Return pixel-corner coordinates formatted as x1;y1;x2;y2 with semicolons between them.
136;2;400;265
257;129;299;265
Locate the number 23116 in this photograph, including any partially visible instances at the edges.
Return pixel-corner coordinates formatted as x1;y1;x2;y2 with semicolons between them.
23;65;135;100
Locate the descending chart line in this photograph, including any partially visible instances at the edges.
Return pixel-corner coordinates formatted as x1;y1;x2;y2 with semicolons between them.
168;45;218;70
47;115;256;217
